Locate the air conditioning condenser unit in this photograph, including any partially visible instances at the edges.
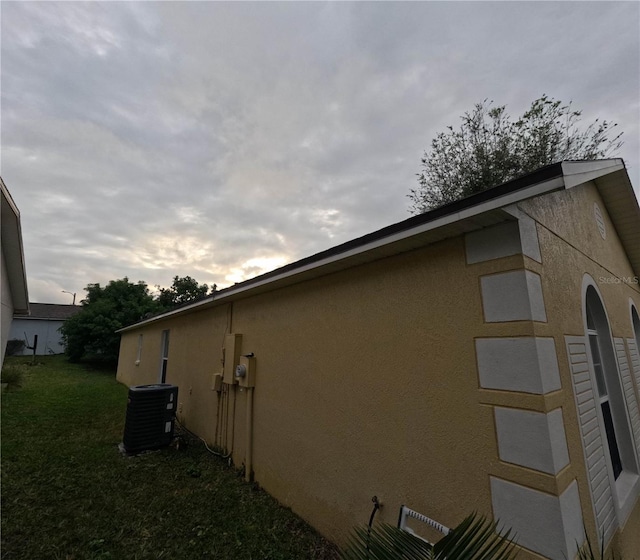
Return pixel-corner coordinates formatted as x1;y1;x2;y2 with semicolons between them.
122;384;178;453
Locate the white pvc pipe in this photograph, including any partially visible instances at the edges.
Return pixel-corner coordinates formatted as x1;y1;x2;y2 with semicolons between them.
245;386;254;482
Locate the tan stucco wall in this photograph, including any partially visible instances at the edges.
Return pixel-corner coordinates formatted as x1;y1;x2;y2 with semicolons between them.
517;181;640;553
612;500;640;558
118;235;514;547
518;180;637;283
117;180;640;556
232;237;505;540
117;306;230;443
2;246;15;366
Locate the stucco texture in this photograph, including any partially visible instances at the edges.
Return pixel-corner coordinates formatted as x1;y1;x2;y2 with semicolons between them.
1;247;14;365
119;236;504;546
117;179;640;556
518;181;640;553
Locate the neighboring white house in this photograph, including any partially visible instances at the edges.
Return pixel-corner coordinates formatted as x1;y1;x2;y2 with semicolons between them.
9;303;81;356
1;177;29;368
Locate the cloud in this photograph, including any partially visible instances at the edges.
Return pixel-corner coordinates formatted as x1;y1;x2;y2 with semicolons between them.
1;1;638;304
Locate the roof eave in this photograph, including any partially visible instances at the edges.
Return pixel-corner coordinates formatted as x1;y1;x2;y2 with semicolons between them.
581;164;640;278
1;178;29;314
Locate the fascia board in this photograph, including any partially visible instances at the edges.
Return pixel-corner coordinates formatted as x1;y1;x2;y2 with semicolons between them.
561;159;624;189
14;316;66;322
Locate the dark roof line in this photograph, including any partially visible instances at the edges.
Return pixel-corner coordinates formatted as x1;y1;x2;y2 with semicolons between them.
216;162;564;293
18;303;82;320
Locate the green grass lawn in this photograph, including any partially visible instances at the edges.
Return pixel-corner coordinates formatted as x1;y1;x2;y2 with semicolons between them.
1;356;339;560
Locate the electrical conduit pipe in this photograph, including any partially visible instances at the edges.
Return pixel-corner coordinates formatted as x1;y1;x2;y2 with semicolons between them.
245;386;254;482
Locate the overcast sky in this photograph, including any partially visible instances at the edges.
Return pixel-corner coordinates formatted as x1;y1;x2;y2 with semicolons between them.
2;1;638;305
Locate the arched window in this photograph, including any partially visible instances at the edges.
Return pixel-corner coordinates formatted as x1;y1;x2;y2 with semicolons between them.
632;305;640;354
584;286;637;484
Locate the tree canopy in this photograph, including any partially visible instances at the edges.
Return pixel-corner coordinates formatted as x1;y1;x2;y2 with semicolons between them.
61;278;158;363
60;275;213;364
408;95;624;213
156;275;214;311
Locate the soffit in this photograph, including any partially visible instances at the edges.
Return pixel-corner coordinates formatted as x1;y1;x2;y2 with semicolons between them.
591;168;640;278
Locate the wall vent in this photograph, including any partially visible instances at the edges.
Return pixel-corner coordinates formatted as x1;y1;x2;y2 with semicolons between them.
123;384;178;453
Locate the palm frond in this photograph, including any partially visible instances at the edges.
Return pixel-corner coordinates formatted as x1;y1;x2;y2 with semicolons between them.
341;523;434;560
433;513;516;560
341;512;516;560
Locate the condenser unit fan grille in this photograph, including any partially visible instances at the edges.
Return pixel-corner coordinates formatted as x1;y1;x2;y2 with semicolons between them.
122;384;178;453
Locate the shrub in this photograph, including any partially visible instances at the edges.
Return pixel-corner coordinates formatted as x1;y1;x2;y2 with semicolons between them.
1;364;26;390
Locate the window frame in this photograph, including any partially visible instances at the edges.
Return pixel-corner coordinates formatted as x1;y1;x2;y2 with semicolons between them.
586;324;624;480
582;276;639;526
631;302;640;361
135;334;143;366
629;299;640;419
159;330;170;383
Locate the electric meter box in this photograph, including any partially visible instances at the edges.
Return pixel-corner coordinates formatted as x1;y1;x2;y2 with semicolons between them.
237;355;256;388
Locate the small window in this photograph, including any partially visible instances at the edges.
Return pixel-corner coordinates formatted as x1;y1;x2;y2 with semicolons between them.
135;334;143;366
160;330;170;383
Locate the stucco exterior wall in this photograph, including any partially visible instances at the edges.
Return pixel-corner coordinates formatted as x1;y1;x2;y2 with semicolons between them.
231;237;503;540
117;306;229;443
518;181;635;283
515;182;640;554
1;178;29;367
117;179;640;557
119;235;515;548
1;247;14;365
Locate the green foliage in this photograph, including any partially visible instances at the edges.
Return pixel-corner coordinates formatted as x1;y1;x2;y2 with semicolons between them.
60;278;158;364
156;275;214;311
341;513;516;560
409;95;624;213
576;536;604;560
576;532;620;560
59;275;213;364
0;363;26;390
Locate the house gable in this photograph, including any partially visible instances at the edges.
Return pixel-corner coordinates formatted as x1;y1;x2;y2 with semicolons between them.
115;159;640;558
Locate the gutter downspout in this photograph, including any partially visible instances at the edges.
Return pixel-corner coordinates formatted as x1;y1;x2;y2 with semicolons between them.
227;383;237;455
